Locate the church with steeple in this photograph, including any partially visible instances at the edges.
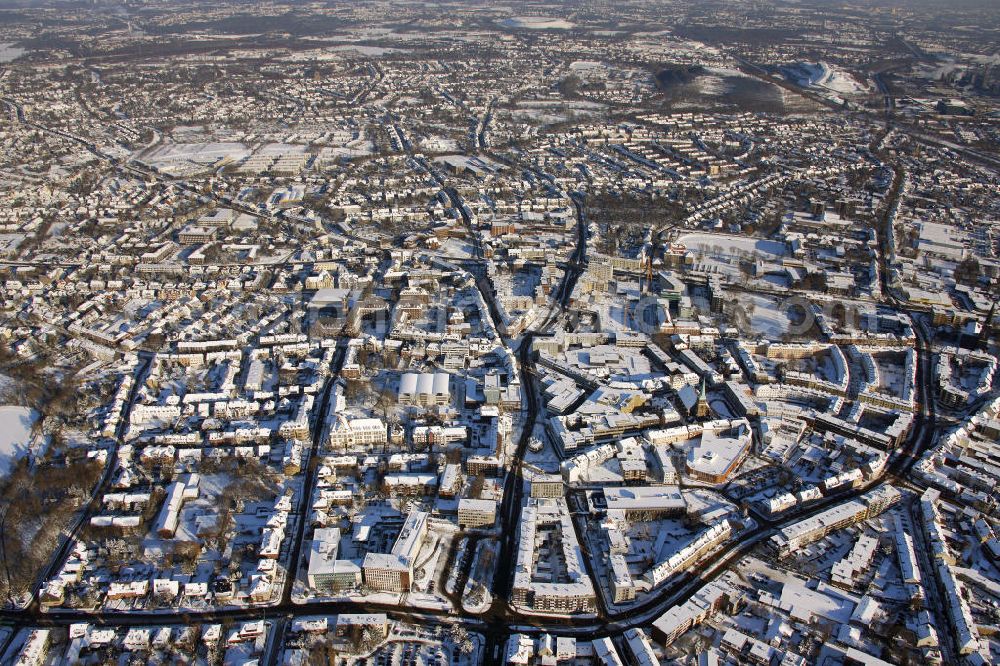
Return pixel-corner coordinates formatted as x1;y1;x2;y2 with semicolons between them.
679;378;713;419
694;377;711;418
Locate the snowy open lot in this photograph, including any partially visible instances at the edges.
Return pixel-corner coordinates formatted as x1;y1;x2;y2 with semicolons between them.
500;17;574;30
678;233;788;259
0;406;38;476
679;232;788;278
781;62;872;97
745;294;795;339
138;142;251;175
0;43;25;63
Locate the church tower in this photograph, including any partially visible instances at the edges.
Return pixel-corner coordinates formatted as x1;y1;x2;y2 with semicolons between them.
695;378;711;418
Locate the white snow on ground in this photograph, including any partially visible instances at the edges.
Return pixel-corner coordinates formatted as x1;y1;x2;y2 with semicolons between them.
696;73;728;97
318;144;375;159
786;62;871;96
678;233;788;259
439;238;476;259
330;45;408;56
0;406;38;476
694;66;753;97
679;233;788;279
818;68;869;95
0;44;25;63
629;33;722;58
501;17;574;30
706;66;745;78
0;373;14;401
138;142;250;175
746;294;794;339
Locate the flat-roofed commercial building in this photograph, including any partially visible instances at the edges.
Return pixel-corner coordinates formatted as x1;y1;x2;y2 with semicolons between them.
602;486;686;521
362;511;428;593
530;473;564;499
458;498;497;529
511;500;596;615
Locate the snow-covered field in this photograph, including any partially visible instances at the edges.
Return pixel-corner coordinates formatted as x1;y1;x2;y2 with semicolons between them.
501;17;574;30
0;406;38;476
330;44;408;56
691;66;752;97
0;43;25;63
139;142;250;175
678;233;788;259
679;233;788;280
745;294;794;339
630;33;723;59
783;62;871;96
318;144;374;159
509;100;605;125
0;373;13;401
418;137;460;153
